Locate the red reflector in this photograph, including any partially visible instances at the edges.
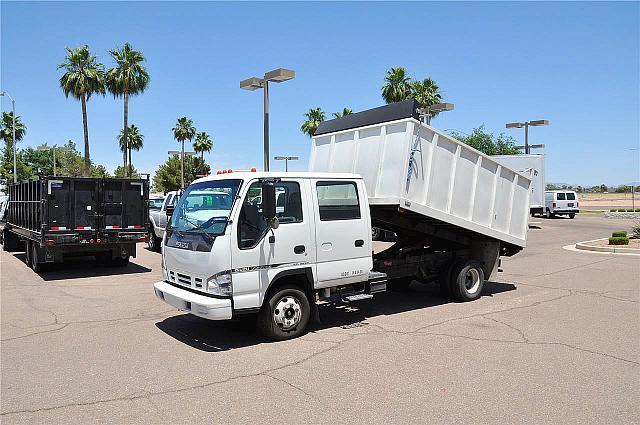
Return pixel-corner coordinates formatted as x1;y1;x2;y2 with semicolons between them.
251;167;257;172
222;170;228;174
227;169;232;173
45;239;55;246
217;170;222;175
134;225;142;229
51;226;59;231
398;207;406;213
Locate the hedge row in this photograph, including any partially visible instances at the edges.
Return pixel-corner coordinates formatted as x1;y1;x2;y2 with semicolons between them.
608;236;630;245
609;208;640;212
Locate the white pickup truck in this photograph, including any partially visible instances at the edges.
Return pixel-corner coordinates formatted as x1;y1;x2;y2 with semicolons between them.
147;191;178;251
153;100;531;340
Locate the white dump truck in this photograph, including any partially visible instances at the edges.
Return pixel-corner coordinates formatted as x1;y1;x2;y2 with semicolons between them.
153;100;531;340
492;154;545;216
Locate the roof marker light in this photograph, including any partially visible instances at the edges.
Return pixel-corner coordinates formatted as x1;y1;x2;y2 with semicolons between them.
251;167;257;172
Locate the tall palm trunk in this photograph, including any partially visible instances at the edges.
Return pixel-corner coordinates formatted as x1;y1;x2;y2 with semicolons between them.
180;140;185;189
128;146;132;173
81;94;90;177
123;88;129;176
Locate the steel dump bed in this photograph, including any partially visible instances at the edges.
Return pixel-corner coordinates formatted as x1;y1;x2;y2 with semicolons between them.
309;100;531;248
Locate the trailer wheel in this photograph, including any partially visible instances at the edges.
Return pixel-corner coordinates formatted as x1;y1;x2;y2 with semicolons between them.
438;262;454;298
148;227;161;252
258;285;310;341
31;243;42;273
450;260;485;302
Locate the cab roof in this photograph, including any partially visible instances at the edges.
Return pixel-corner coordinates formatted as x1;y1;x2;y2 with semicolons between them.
191;171;362;185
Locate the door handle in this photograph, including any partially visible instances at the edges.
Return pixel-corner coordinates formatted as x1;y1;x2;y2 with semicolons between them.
355;239;364;247
294;245;305;254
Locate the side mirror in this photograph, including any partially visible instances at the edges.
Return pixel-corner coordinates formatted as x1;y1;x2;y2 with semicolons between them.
261;181;278;229
166;205;175;218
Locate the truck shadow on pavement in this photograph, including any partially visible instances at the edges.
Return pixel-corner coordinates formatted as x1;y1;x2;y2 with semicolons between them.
12;253;152;281
155;280;516;352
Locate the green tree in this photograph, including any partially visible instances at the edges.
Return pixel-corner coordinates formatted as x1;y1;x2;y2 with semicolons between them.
193;131;213;161
153;154;205;193
382;67;412;103
22;145;55;176
411;78;443;120
117;124;144;171
90;164;110;177
114;164;138;178
0;112;28;181
58;45;106;176
448;126;520;156
172;117;197;188
332;108;353;119
301;108;325;137
106;42;150;175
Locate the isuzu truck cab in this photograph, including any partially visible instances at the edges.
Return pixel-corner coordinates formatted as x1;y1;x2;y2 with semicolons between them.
154;101;531;340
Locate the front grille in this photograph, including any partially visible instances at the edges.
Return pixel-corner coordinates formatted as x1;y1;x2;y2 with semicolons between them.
167;270;204;290
177;272;191;286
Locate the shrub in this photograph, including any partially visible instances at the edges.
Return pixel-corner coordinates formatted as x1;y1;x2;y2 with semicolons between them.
608;236;629;245
635;208;640;212
611;231;627;237
627;209;635;212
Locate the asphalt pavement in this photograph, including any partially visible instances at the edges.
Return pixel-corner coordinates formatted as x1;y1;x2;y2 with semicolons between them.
1;214;638;424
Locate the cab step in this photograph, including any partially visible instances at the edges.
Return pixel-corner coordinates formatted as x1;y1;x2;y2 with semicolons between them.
344;293;374;302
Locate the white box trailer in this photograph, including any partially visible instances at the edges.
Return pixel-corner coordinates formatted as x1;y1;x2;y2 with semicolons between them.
492;154;545;216
309;100;531;249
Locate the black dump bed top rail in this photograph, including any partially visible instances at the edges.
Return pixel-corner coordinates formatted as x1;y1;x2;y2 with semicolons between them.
6;176;149;244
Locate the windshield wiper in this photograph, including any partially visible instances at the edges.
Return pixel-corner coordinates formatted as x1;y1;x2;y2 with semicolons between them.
179;216;216;244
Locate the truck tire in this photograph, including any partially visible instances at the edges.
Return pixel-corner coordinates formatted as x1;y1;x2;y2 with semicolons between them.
25;240;32;267
112;255;130;267
438;261;455;298
569;213;576;219
148;227;161;252
372;227;381;241
450;260;485;302
258;285;310;341
31;243;43;273
545;208;554;219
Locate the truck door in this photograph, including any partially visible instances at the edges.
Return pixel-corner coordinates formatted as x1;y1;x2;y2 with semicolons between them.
231;179;314;310
312;179;372;288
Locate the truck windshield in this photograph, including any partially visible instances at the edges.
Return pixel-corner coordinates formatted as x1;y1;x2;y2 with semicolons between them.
168;179;242;236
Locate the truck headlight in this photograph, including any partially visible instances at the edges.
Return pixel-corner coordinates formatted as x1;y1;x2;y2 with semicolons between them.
207;272;232;296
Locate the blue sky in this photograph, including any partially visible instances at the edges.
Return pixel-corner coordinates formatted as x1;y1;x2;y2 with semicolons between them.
1;1;639;186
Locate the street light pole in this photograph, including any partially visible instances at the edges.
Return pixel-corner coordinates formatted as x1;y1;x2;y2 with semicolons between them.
1;92;17;182
241;68;295;172
420;103;455;125
274;156;299;172
506;119;549;154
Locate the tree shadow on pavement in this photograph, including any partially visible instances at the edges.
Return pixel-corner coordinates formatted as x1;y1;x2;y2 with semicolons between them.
155;280;516;352
12;253;152;281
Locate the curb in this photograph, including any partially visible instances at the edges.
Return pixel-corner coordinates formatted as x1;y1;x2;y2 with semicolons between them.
575;238;640;255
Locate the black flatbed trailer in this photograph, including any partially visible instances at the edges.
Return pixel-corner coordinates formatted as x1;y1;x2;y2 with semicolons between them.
2;176;149;271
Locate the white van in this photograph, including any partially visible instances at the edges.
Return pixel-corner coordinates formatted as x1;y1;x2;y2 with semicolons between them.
544;190;579;218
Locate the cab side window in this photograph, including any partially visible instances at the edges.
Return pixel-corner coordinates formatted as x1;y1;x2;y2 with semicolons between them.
238;181;303;249
316;181;360;221
557;193;566;200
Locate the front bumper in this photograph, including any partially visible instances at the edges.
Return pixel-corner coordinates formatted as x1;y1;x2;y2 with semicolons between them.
153;281;232;320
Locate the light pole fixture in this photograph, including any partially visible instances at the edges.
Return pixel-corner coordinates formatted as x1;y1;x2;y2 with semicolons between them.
420;102;454;125
37;144;73;176
168;150;196;188
240;68;295;172
274;155;299;172
0;91;17;183
506;119;549;154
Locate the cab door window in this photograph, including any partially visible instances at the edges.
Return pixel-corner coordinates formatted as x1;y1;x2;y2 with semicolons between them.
238;181;303;249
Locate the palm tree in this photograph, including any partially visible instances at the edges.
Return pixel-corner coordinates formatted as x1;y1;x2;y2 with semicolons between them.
172;117;196;188
58;45;105;176
106;42;149;176
381;67;412;104
117;124;144;172
193;132;213;161
0;111;27;145
411;78;443;121
301;108;325;138
332;108;353;119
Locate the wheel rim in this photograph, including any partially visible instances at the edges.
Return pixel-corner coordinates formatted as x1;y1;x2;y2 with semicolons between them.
273;296;303;331
148;230;155;249
464;268;481;294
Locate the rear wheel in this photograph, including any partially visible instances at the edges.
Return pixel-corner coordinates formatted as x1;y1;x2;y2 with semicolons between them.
545;208;554;219
148;227;161;252
258;285;310;341
24;240;32;267
569;213;576;219
450;260;485;302
31;243;42;273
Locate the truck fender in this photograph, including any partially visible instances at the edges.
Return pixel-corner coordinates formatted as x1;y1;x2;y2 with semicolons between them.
148;214;160;237
263;267;320;324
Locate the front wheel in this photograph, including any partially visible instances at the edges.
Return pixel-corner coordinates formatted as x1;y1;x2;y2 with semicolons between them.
258;286;310;341
545;208;554;219
450;260;485;302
